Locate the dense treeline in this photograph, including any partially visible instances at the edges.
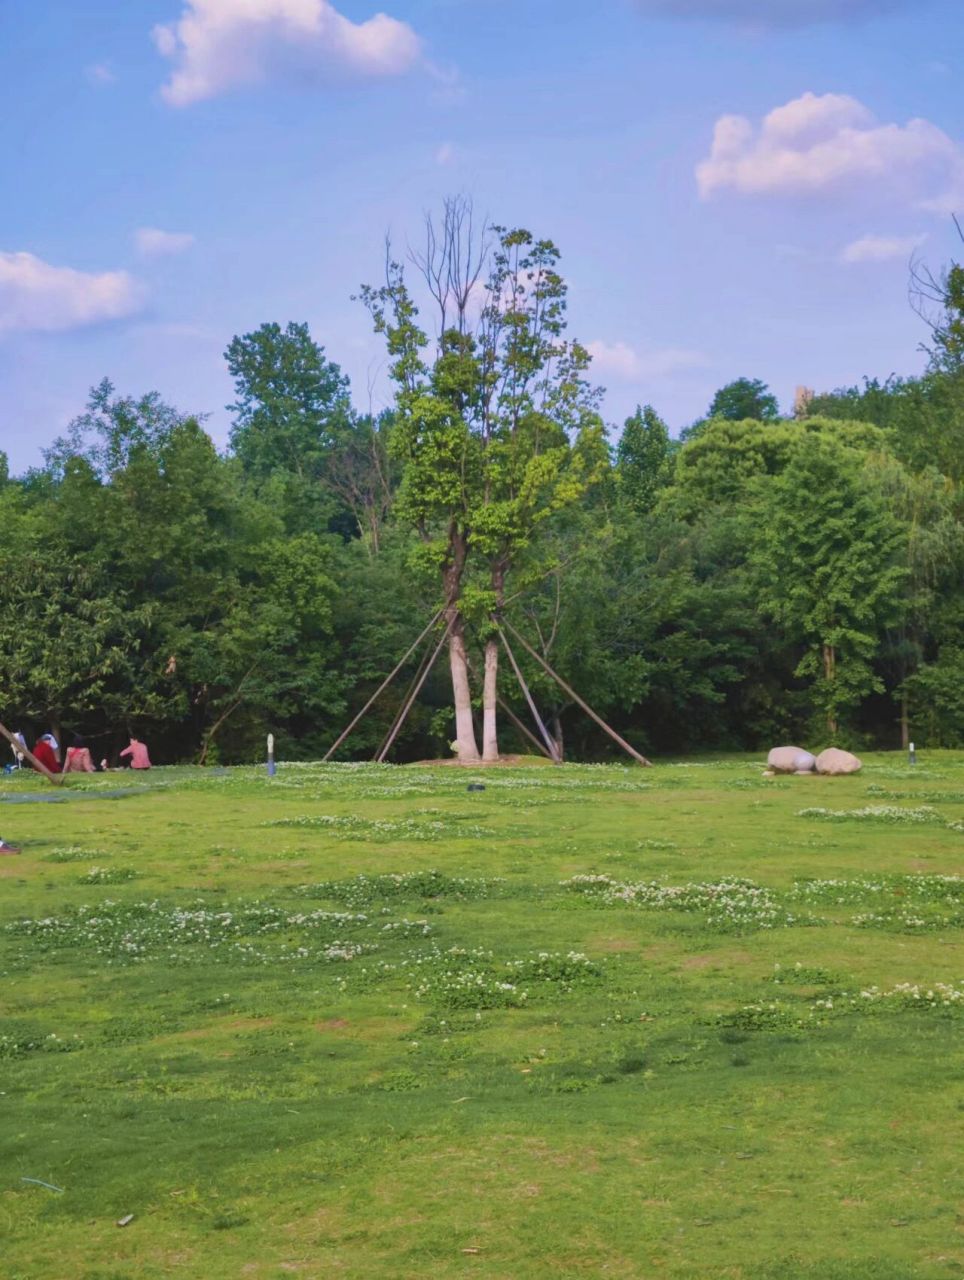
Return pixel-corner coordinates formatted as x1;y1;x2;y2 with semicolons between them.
2;216;963;765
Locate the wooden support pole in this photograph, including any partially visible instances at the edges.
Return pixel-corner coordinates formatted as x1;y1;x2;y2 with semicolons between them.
0;721;66;785
322;609;444;762
496;695;555;761
496;627;561;763
502;620;653;767
373;628;439;763
376;618;453;763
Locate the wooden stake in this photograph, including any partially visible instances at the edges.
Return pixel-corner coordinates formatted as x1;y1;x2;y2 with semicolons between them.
496;696;555;761
502;621;652;766
322;609;444;761
496;627;561;763
373;626;441;762
376;618;453;763
0;721;66;785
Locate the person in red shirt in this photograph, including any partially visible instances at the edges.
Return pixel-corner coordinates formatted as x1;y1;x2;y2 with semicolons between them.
64;735;96;773
31;734;61;775
120;736;152;769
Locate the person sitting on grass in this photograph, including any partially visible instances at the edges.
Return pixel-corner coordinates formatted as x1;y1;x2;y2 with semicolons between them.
64;735;96;773
31;734;61;775
120;735;152;770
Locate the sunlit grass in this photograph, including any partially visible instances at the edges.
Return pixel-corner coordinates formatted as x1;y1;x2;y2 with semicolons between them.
1;753;962;1278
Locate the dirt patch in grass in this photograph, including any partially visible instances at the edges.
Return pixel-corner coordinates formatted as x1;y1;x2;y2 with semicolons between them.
588;935;639;952
680;949;755;971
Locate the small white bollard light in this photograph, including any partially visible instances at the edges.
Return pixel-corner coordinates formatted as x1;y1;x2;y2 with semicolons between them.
267;733;276;777
909;740;916;766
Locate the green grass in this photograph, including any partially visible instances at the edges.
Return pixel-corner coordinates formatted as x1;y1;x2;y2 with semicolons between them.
1;753;962;1279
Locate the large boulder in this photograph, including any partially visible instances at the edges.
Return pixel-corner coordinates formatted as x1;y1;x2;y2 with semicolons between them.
815;747;862;776
767;746;816;774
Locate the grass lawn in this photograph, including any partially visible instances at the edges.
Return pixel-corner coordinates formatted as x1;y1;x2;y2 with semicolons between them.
1;753;961;1279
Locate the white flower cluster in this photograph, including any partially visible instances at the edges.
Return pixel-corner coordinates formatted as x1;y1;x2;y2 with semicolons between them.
563;874;793;932
856;982;963;1008
788;874;963;906
6;899;376;963
268;814;496;840
797;805;943;824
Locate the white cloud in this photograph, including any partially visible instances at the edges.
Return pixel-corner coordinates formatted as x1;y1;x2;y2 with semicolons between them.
135;226;196;256
588;340;707;382
840;232;927;263
153;0;422;106
697;91;964;209
636;0;911;26
85;63;116;85
0;251;144;335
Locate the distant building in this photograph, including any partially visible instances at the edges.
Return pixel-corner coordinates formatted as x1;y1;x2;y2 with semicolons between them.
793;385;815;418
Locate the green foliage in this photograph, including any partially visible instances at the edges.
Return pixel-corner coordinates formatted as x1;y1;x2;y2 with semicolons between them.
809;373;964;482
708;375;780;422
223;323;354;540
616;404;672;513
225;321;352;485
1;381;344;762
904;647;964;745
749;434;907;733
362;219;606;595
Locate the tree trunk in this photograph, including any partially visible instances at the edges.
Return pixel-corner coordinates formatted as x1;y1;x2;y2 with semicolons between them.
552;713;564;763
480;558;507;763
822;643;837;737
900;690;909;750
441;526;480;763
448;615;480;762
482;637;500;761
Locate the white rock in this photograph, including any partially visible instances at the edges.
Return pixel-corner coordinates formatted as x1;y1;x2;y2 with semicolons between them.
815;748;862;775
767;746;816;774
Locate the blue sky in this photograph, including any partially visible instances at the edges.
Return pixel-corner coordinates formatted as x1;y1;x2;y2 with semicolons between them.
2;0;963;472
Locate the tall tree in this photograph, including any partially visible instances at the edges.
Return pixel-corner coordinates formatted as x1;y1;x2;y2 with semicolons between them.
616;404;672;513
360;199;604;761
707;377;780;422
225;321;357;534
43;378;192;480
749;435;907;737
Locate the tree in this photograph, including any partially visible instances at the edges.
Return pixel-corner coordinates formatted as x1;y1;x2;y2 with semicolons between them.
225;322;355;535
911;217;964;376
43;378;193;481
707;377;779;422
360;199;605;761
808;374;964;483
325;411;396;554
664;415;888;521
749;435;907;737
616;405;672;514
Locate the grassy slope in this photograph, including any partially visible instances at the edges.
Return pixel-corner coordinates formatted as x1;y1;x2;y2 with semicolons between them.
0;755;961;1280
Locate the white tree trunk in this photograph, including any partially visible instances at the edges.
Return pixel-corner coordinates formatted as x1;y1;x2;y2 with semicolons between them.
482;637;500;761
449;619;480;762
